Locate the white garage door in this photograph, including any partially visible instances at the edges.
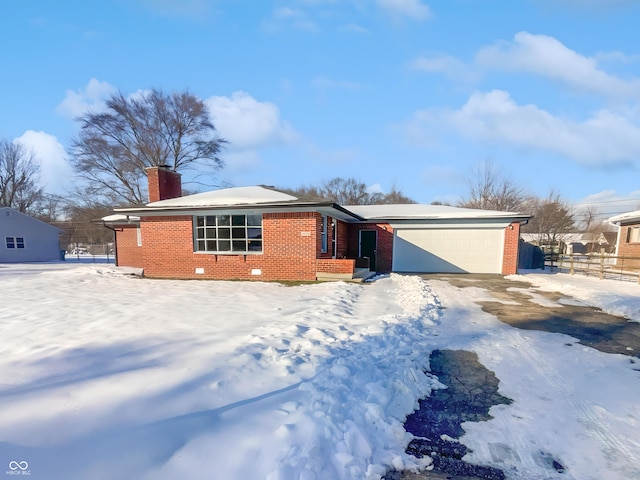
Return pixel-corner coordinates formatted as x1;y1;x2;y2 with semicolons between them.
393;228;504;273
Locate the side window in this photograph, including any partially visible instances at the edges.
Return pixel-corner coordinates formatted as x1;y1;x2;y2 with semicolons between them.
16;237;25;249
627;227;640;243
5;237;15;249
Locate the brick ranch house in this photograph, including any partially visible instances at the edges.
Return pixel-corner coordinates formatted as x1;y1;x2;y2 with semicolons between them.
102;166;530;281
608;210;640;269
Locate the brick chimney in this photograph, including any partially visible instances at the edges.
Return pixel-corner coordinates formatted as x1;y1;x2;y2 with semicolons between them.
146;165;182;203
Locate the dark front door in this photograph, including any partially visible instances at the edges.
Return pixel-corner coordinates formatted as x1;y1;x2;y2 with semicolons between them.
359;230;377;271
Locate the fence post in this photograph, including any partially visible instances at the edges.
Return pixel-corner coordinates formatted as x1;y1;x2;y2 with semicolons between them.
570;254;574;275
599;254;604;280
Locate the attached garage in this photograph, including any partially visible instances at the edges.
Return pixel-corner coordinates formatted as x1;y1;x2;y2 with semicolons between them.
392;225;505;273
345;204;529;275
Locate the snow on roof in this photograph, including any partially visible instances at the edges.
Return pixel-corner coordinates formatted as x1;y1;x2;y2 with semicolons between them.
146;186;299;208
344;204;527;220
608;210;640;224
101;214;140;223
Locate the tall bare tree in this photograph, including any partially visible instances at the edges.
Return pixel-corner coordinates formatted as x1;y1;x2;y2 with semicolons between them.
521;191;575;249
71;88;226;205
0;139;44;213
459;159;526;211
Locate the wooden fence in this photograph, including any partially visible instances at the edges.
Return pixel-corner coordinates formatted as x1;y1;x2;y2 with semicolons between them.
544;253;640;283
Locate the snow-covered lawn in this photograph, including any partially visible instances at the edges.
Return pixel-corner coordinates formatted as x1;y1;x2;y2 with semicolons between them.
0;264;638;480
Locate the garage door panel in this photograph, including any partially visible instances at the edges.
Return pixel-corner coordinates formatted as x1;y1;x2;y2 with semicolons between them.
393;228;503;273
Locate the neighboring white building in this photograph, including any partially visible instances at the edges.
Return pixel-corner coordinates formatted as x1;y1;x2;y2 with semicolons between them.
0;207;62;263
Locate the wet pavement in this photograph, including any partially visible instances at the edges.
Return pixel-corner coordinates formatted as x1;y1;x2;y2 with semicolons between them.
385;273;637;479
431;274;640;358
385;350;511;480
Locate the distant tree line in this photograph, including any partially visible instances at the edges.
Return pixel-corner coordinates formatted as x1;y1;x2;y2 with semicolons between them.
458;159;613;249
283;177;415;205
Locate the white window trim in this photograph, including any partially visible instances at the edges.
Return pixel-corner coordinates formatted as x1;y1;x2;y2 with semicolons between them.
194;214;263;254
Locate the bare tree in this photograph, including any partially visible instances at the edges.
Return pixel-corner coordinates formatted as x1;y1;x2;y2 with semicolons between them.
71;88;226;205
521;191;575;250
285;177;415;205
0;139;44;213
459;159;526;211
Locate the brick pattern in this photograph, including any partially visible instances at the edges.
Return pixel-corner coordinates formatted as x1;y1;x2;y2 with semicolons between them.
502;222;521;275
346;223;394;273
114;225;144;268
147;166;182;202
129;211;320;281
316;258;355;274
615;225;640;268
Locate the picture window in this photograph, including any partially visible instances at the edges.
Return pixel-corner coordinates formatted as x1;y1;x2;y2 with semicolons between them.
194;215;262;253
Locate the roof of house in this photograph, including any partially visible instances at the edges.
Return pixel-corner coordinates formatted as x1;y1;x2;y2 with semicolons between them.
0;207;63;233
608;210;640;225
110;186;363;222
146;186;299;208
106;186;531;223
344;204;530;221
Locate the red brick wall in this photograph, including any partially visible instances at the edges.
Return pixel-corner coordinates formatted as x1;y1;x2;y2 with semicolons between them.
316;258;355;274
133;211;319;281
616;225;640;268
502;222;521;275
346;223;394;273
147;167;182;202
114;225;144;268
336;220;349;258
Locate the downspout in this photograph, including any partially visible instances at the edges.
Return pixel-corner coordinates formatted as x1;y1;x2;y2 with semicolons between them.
102;222;121;266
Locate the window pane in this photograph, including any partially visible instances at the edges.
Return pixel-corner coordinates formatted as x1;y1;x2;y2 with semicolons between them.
6;237;15;249
16;238;24;248
232;227;245;239
232;240;246;251
196;227;205;239
206;240;216;251
218;215;230;226
197;240;206;251
247;214;262;226
232;215;245;226
218;228;231;239
205;227;216;239
196;216;205;227
248;240;262;252
206;216;216;226
218;240;231;251
247;228;262;240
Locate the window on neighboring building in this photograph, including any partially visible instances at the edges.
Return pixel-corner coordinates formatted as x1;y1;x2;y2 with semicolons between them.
5;237;25;249
627;226;640;243
136;226;142;247
320;215;328;253
194;214;262;253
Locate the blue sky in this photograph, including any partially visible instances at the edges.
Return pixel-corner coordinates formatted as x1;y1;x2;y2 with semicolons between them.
2;0;640;220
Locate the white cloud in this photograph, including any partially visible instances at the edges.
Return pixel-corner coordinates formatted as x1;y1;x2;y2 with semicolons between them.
476;32;640;99
15;131;73;195
206;91;297;151
367;183;383;194
574;190;640;220
404;89;640;167
263;7;319;32
56;78;117;119
411;54;479;83
377;0;432;21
